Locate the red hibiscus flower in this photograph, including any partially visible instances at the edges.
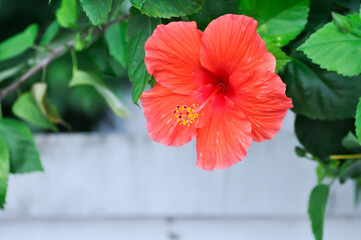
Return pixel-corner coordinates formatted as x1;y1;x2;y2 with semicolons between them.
140;14;293;170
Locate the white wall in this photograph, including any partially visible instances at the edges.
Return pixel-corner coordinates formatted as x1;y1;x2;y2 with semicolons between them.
0;112;360;240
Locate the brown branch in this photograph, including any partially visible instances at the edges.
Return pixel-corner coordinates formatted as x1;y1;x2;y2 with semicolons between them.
0;15;129;102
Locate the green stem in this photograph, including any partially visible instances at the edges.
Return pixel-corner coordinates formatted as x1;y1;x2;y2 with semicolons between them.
70;50;78;72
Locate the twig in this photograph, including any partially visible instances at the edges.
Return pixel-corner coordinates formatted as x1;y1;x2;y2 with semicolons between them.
0;15;129;102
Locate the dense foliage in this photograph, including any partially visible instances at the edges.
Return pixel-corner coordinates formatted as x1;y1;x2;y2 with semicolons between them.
0;0;360;239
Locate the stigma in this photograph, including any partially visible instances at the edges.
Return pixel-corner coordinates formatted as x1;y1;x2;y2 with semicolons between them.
172;104;202;127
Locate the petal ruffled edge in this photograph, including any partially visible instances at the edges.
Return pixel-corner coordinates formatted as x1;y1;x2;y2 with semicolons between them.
228;69;293;142
199;14;275;78
144;21;207;95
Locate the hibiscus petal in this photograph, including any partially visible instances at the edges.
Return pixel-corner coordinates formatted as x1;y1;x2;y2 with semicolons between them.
144;21;208;95
200;14;275;78
141;84;206;147
229;69;293;142
196;94;252;170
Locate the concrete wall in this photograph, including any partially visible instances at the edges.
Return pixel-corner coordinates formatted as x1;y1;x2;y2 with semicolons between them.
0;112;360;240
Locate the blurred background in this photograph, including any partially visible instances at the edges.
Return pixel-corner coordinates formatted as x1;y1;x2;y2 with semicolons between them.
0;0;361;239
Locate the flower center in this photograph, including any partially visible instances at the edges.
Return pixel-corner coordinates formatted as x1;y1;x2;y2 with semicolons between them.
172;104;202;127
216;81;229;94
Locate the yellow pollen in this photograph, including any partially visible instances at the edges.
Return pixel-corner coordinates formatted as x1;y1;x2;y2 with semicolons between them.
172;104;201;127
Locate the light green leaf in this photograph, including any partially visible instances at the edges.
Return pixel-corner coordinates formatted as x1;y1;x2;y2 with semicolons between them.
0;139;9;209
12;92;58;131
295;115;354;159
280;58;361;120
80;0;112;26
0;24;38;61
131;0;204;18
342;132;361;149
263;39;290;72
105;21;128;68
40;21;59;45
308;184;330;240
70;69;131;118
356;97;361;144
0;118;43;173
127;12;160;103
56;0;78;28
239;0;310;46
298;14;361;77
0;63;26;83
332;12;352;33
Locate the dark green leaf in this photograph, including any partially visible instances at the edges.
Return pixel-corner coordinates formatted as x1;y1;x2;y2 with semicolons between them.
191;0;239;29
295;115;354;159
56;0;78;28
239;0;310;46
0;139;9;209
340;161;361;183
70;69;131;117
295;146;307;157
333;0;360;12
0;24;38;61
12;92;58;131
105;21;128;68
0;118;43;173
40;21;60;45
80;0;112;26
279;58;361;120
298;14;361;77
308;184;330;240
356;97;361;144
130;0;204;18
127;12;160;103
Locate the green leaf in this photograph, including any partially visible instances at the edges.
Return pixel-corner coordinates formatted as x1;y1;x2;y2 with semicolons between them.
70;69;131;118
333;0;360;12
12;92;58;131
190;0;239;29
340;161;361;183
127;12;160;103
308;184;330;240
295;115;354;159
0;63;26;83
40;21;59;45
263;39;290;72
239;0;310;46
0;118;43;173
80;0;112;26
56;0;78;28
295;146;307;157
356;97;361;144
105;21;128;68
0;139;9;209
279;58;361;120
130;0;204;18
332;12;352;33
0;24;38;61
31;83;66;126
342;132;361;149
298;14;361;77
